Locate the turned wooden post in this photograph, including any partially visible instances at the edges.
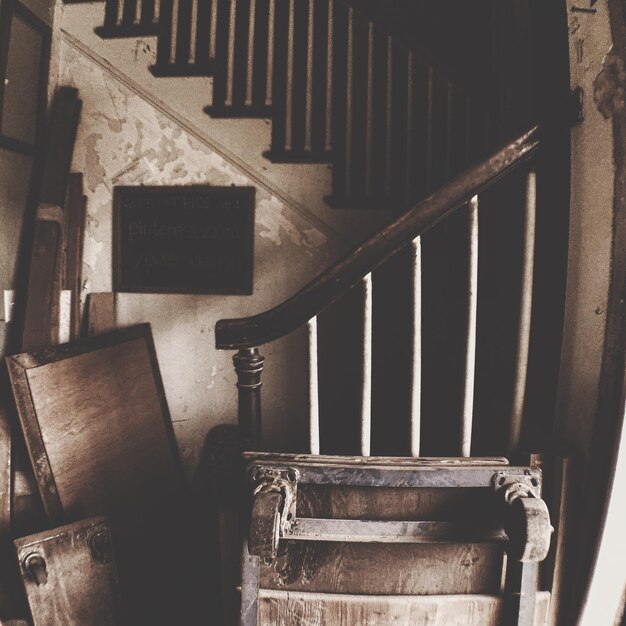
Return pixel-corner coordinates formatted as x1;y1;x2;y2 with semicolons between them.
233;348;265;448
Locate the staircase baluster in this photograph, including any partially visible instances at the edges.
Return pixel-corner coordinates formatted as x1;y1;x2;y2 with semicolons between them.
344;7;354;196
225;0;237;106
461;195;479;457
361;273;373;456
324;0;333;153
410;236;422;457
265;0;275;107
365;21;374;197
304;0;314;152
96;0;159;37
508;171;537;453
245;0;257;107
307;317;320;455
233;347;265;448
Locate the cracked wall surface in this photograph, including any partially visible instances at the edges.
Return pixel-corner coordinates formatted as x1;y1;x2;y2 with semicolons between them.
58;38;346;475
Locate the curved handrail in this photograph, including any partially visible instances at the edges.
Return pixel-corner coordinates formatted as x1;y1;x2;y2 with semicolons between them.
216;126;540;350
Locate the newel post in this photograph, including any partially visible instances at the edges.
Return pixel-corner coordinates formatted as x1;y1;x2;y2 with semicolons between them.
233;348;265;448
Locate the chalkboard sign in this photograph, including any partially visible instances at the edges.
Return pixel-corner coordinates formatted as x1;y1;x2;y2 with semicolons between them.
113;186;255;294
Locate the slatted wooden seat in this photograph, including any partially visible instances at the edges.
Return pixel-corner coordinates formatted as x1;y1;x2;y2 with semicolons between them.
240;452;552;626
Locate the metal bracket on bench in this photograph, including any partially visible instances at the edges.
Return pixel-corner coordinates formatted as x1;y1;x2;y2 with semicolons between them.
248;465;299;560
493;470;552;563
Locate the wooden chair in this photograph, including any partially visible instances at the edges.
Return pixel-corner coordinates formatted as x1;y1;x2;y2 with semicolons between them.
239;452;552;626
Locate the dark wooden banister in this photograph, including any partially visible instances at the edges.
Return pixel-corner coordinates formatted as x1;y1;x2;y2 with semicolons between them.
215;125;540;351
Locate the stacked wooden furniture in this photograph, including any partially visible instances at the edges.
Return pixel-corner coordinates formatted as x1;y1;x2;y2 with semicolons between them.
241;453;552;626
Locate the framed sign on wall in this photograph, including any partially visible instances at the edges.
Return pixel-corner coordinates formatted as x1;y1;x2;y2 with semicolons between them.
113;185;255;294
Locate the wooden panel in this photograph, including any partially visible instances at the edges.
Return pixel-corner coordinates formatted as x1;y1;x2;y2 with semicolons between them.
298;485;500;522
39;87;81;207
21;213;62;352
7;325;181;519
14;517;121;626
258;590;551;626
85;292;117;337
260;541;503;595
0;399;10;534
62;174;86;340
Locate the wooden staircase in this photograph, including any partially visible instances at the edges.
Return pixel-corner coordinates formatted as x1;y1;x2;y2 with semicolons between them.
92;0;492;212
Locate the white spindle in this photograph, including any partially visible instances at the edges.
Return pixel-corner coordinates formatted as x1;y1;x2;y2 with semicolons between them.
58;290;72;344
169;0;180;63
225;0;237;106
209;0;217;59
410;236;422;457
308;317;320;455
361;273;373;456
189;0;198;64
461;195;479;457
245;0;256;105
135;0;143;26
509;171;537;453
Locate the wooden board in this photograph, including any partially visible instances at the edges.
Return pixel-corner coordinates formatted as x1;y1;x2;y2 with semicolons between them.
112;185;255;294
21;210;63;352
260;541;504;595
62;174;86;340
258;590;551;626
84;292;117;337
6;324;182;520
14;517;121;626
38;87;81;207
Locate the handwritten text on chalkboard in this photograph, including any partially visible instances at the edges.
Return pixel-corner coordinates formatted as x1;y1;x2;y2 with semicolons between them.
113;186;255;294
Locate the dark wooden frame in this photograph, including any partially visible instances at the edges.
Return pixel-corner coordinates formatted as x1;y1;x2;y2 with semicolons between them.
112;185;256;295
5;324;184;522
0;0;51;157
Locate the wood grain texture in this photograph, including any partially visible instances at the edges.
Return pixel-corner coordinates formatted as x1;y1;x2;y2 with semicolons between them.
243;451;509;467
258;590;551;626
14;517;121;626
17;334;180;518
85;292;117;337
21;217;62;352
62;174;86;340
0;400;10;534
260;541;503;595
298;485;501;522
260;483;504;596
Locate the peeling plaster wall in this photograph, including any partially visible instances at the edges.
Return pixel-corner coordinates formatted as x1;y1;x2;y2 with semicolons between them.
58;38;348;476
554;1;614;454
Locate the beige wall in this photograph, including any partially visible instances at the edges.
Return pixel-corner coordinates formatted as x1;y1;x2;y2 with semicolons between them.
57;37;351;475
